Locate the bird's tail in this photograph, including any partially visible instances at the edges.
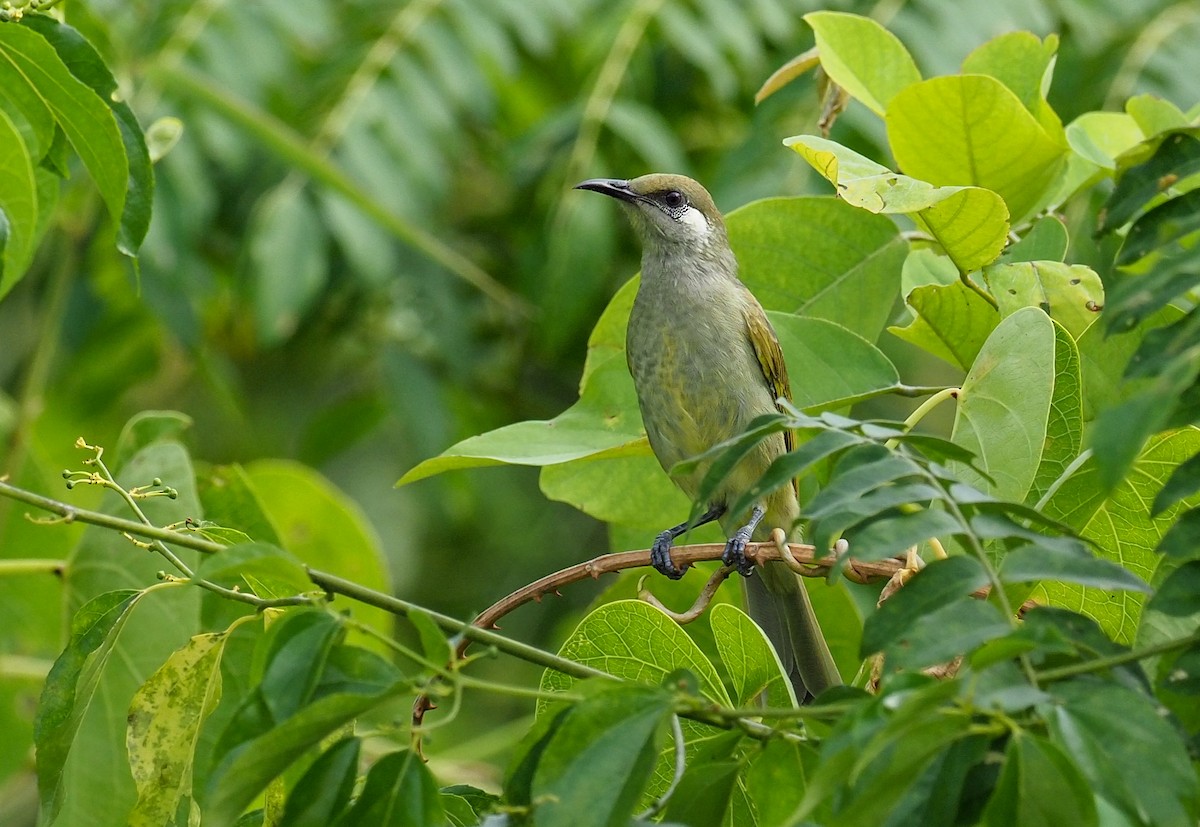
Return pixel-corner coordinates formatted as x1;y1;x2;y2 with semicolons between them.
744;561;841;703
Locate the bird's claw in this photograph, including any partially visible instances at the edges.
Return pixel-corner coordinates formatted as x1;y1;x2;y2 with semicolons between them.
722;534;756;577
651;531;687;579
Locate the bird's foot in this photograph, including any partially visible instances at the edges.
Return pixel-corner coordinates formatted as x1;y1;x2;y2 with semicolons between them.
721;530;756;577
651;531;687;579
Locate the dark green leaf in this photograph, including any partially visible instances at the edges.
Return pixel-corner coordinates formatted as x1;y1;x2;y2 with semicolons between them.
881;599;1012;671
1104;266;1200;335
280;737;360;827
530;683;672;827
862;557;990;655
1160;646;1200;695
983;732;1097;827
840;509;962;563
1157;506;1200;558
727;428;861;518
999;541;1151;592
1154;445;1200;515
1099;129;1200;234
1147;561;1200;616
804;449;924;518
260;610;343;721
336;750;446;827
887;734;991;827
1045;680;1198;826
34;589;142;822
661;760;740;827
206;684;408;827
809;482;943;554
1118;190;1200;266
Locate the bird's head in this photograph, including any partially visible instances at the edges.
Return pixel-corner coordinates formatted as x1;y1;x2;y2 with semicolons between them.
574;174;727;252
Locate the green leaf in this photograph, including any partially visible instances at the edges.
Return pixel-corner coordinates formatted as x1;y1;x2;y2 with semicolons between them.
337;750;446;827
661;760;740;827
0;23;127;243
862;557;1002;670
530;683;672;827
1099;129;1200;233
786;136;1009;273
114;410;194;464
951;309;1058;503
1065;111;1144;171
771;315;902;411
126;631;227;827
1126;93;1190;137
399;347;646;484
842;509;962;563
248;184;329;345
242;459;392;643
1029;321;1084;505
983;731;1097;827
889;279;1001;370
802;11;921;116
1118;189;1200;266
1045;680;1198;827
729;196;907;343
1003;215;1070;264
887;75;1067;222
34;589;144;822
1147;560;1200;616
206;684;408;827
0;107;37;297
983;261;1103;340
961;31;1060;127
745;738;812;827
999;542;1151;593
280;737;359;827
19;15;153;254
1040;429;1200;641
540;600;729;705
710;602;794;707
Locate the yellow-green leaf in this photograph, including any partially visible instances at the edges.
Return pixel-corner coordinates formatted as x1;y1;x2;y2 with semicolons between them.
983;261;1104;339
786;136;1008;273
886;75;1067;222
802;11;921;116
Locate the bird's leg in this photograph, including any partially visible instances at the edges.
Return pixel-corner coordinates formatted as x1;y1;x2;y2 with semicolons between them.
723;504;765;577
651;503;726;580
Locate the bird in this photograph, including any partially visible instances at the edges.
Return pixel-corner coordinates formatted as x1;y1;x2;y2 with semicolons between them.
575;173;842;702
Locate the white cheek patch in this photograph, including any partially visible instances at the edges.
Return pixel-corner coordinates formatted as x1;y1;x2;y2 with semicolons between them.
678;205;710;237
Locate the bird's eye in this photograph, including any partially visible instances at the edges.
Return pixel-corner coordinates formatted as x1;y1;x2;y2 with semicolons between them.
662;190;686;210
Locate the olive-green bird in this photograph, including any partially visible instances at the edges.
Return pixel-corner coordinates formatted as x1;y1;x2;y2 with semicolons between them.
576;173;841;701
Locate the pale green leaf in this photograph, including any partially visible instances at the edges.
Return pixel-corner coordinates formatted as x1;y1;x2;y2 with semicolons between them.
961;31;1061;135
1038;429;1200;642
951;308;1056;503
1065;111;1144;170
1126;93;1190;138
786;136;1008;273
127;632;226;827
983;261;1104;339
1003;215;1070;264
888;280;1000;370
886;75;1067;222
802;11;921;116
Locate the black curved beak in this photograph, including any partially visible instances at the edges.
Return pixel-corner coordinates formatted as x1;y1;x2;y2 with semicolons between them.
574;178;636;202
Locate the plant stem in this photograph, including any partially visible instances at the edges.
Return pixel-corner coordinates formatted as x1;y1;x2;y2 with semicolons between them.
1036;629;1200;683
0;559;65;577
306;567;613;682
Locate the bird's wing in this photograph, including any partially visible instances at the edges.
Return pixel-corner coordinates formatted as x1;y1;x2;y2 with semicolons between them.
741;297;795;454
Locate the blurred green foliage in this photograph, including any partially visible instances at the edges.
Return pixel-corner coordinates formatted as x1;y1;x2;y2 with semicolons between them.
3;0;1200;818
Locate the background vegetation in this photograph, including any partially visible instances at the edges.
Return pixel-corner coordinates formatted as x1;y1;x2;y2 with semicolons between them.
2;0;1200;825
